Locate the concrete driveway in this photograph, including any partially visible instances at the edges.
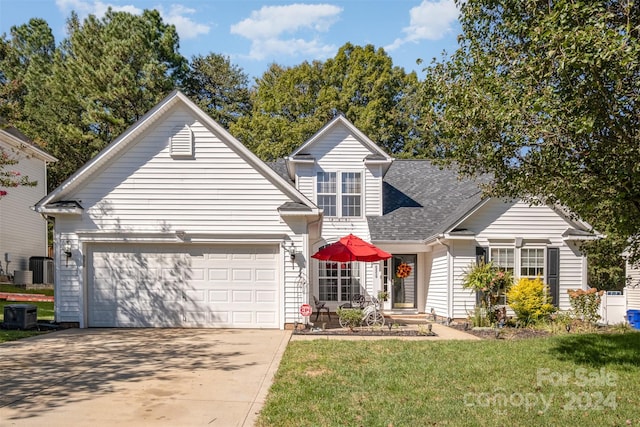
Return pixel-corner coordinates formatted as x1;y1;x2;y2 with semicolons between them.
0;328;290;427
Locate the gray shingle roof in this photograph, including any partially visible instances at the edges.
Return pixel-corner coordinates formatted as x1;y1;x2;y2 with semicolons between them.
267;159;293;183
367;160;485;241
267;158;486;242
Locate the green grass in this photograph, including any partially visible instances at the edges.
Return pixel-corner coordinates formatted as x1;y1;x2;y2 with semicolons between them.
0;283;54;296
0;329;49;343
258;333;640;426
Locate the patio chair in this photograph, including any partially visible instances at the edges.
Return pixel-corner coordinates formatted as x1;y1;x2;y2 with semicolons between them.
313;295;331;321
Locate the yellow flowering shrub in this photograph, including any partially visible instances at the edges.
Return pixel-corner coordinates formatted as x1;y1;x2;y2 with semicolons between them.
507;277;556;325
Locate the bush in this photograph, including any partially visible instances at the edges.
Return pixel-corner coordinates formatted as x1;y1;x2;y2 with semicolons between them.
337;307;363;330
507;277;556;325
462;261;514;324
567;288;604;324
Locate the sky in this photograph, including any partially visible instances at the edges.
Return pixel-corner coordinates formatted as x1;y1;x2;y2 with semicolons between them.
0;0;462;79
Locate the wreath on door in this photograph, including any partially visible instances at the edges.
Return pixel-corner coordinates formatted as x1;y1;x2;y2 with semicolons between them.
396;262;412;279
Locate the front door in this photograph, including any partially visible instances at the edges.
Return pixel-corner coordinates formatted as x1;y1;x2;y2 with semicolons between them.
391;254;417;309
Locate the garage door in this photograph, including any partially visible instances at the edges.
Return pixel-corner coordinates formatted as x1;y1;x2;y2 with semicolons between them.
87;244;280;328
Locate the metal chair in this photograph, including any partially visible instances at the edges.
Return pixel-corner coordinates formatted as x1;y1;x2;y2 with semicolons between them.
313;295;331;321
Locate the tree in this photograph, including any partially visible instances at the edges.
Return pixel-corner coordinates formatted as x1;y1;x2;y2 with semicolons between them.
41;9;187;188
182;53;252;129
584;237;628;291
427;1;640;260
320;43;422;155
0;19;56;139
230;61;328;159
1;10;188;189
233;43;424;160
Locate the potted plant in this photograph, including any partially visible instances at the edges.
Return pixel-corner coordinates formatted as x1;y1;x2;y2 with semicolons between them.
377;290;389;302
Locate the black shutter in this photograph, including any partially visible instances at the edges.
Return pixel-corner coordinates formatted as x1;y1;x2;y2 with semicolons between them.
547;247;560;306
475;247;489;305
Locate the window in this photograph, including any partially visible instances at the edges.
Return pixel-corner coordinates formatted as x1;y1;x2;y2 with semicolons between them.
341;172;361;216
490;248;514;305
490;248;514;274
316;171;361;217
318;260;360;302
521;248;545;277
317;172;336;216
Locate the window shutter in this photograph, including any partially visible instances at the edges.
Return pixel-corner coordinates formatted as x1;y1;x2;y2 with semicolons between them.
547;247;560;306
475;246;488;305
170;124;194;158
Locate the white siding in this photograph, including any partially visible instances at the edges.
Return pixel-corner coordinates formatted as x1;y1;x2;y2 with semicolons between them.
0;140;49;272
74;107;294;234
558;245;586;309
461;199;572;238
53;103;305;327
425;245;449;317
458;199;588;311
627;260;640;288
301;125;383;217
295;123;385;304
451;241;477;319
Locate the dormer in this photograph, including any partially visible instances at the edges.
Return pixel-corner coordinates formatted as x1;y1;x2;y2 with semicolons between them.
285;115;393;218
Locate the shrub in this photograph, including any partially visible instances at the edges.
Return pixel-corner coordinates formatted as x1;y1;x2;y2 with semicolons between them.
567;288;604;324
462;262;513;304
507;277;556;325
336;307;363;330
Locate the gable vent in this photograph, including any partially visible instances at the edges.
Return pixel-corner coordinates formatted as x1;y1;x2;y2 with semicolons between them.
170;124;194;158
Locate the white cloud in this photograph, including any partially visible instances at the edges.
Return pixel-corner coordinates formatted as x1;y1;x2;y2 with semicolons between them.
385;0;459;51
156;4;210;39
230;3;342;60
55;0;209;40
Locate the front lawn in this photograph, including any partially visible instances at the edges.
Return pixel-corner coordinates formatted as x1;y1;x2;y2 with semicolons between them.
0;329;49;343
258;333;640;426
0;283;54;296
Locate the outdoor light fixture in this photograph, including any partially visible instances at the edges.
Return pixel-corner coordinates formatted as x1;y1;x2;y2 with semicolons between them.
63;240;72;266
282;241;296;261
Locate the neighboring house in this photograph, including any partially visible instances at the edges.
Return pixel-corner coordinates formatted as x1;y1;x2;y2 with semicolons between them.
0;122;57;278
35;91;595;328
626;258;640;288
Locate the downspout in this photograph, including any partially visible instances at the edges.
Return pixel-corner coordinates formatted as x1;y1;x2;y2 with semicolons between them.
436;235;453;320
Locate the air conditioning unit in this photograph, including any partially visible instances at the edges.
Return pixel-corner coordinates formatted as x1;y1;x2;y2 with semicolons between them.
3;304;38;330
29;256;54;284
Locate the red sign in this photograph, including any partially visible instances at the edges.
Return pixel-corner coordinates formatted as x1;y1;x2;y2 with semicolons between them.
300;304;312;317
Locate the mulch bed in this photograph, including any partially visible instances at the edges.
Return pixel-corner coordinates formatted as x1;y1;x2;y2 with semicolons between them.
292;319;437;337
449;323;552;339
293;328;437;337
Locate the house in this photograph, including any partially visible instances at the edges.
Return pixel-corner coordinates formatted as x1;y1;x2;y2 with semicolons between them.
0;122;57;280
35;91;595;328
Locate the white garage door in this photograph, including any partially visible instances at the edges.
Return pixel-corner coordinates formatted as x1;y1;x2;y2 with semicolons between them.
87;244;280;328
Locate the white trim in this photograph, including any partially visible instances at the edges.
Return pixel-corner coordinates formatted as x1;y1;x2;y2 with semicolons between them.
314;169;364;219
0;127;58;163
76;231;289;244
290;115;392;161
35;90;317;213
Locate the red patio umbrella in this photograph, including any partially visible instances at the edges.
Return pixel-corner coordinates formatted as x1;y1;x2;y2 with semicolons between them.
311;234;392;262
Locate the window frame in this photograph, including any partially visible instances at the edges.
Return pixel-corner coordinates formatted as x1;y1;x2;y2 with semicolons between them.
315;170;362;218
317;260;360;303
489;246;515;305
316;172;337;217
520;247;546;278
